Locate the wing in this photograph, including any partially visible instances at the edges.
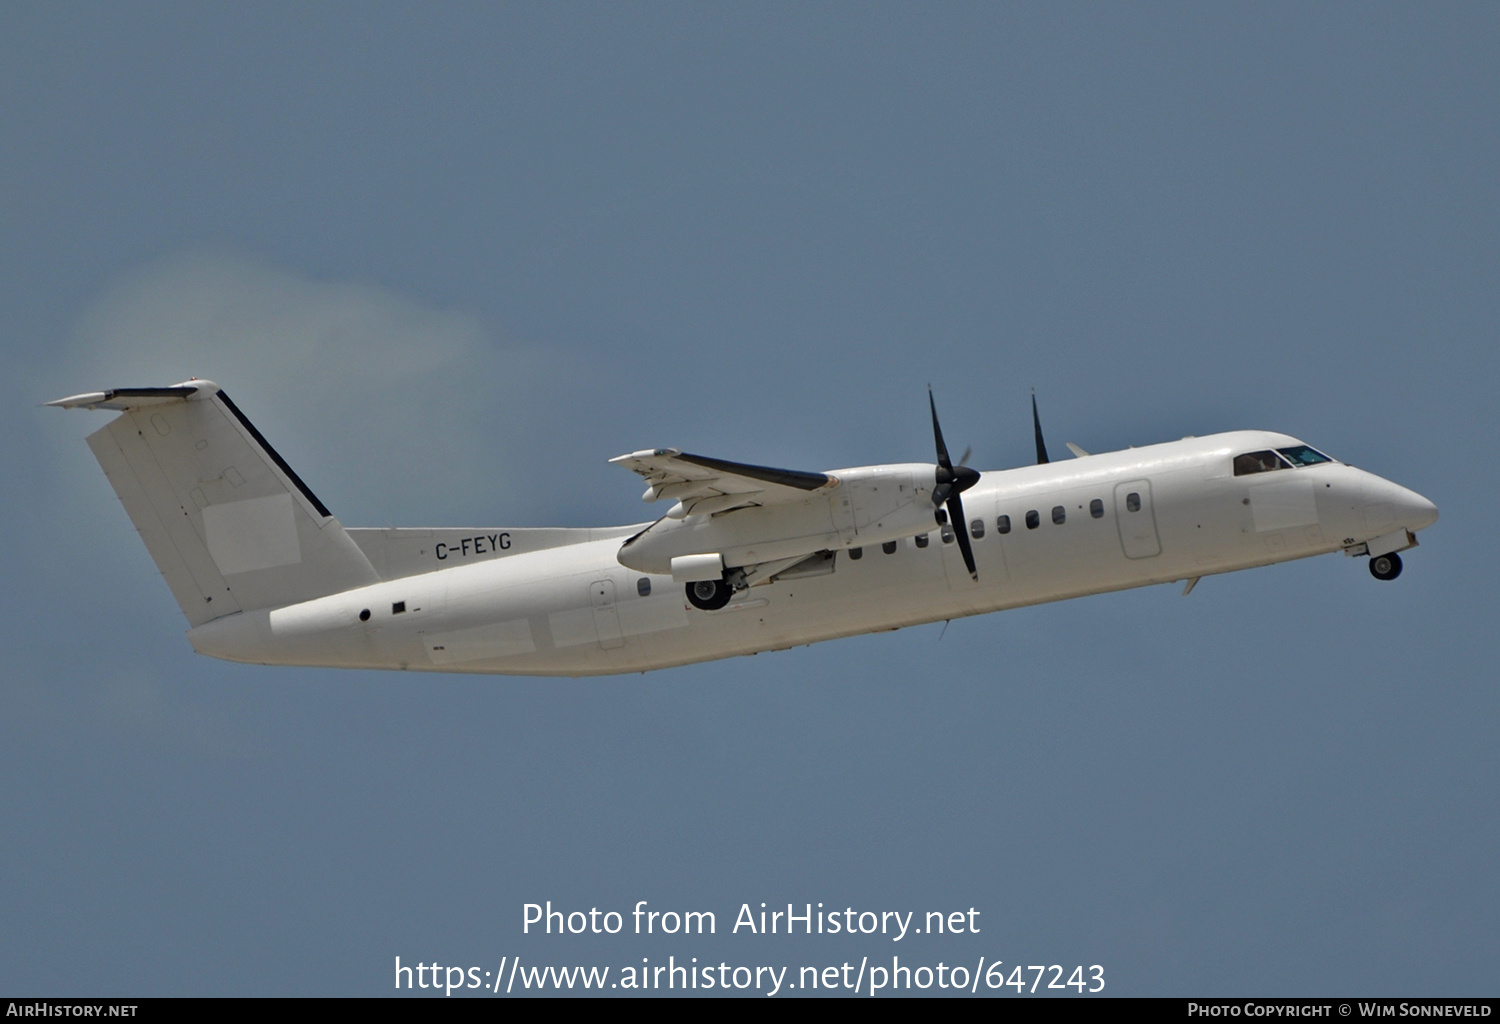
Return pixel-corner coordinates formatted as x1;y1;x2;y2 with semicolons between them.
610;448;837;517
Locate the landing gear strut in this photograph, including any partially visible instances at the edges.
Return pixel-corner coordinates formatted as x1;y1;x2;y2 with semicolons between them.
685;578;733;611
1369;551;1403;581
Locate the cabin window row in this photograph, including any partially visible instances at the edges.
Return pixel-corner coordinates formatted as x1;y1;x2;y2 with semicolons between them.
995;497;1109;534
851;533;938;557
844;493;1134;561
852;536;930;560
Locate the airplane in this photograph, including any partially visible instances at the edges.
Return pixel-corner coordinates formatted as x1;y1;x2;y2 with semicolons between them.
49;380;1437;677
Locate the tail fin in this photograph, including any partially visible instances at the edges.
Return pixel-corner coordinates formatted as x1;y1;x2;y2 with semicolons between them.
51;381;378;626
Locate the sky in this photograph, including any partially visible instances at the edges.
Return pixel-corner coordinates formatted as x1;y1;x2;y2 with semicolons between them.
3;2;1497;997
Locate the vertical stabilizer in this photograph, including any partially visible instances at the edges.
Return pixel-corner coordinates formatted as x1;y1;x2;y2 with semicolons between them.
53;381;378;626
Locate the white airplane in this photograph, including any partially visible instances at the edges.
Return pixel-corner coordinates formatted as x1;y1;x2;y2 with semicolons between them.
51;380;1437;677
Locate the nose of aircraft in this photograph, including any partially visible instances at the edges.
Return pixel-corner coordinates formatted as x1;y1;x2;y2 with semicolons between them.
1362;474;1439;533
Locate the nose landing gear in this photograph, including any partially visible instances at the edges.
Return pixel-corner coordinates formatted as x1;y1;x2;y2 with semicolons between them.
1369;551;1403;581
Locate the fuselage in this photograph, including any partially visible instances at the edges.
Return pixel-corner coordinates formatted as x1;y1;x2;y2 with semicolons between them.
186;430;1437;677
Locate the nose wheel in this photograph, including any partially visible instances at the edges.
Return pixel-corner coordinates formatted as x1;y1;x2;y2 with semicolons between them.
1369;551;1403;581
686;578;733;611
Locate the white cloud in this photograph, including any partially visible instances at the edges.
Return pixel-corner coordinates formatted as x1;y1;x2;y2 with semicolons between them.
53;248;605;526
72;249;486;391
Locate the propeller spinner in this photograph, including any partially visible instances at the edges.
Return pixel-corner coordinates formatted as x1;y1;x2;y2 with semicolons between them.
928;388;981;581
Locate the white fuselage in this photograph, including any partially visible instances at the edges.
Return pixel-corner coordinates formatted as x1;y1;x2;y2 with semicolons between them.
186;430;1437;677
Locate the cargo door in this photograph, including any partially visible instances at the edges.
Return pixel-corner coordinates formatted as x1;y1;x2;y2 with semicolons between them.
590;579;625;650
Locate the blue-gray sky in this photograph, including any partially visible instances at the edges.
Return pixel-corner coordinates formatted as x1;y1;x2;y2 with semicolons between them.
4;3;1496;996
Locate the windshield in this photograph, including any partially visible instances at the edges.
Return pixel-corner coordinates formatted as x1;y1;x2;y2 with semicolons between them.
1234;444;1335;475
1234;450;1291;475
1276;445;1333;466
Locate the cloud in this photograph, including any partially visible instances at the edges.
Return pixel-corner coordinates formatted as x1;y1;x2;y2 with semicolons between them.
71;249;487;393
52;248;606;526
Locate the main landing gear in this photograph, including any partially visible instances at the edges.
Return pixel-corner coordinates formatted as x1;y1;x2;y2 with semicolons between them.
685;578;734;611
1369;551;1403;581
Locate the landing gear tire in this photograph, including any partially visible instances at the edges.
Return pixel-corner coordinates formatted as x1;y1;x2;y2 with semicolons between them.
1369;551;1403;581
686;578;733;611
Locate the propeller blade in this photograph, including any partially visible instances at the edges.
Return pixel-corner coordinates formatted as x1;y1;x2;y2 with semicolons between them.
958;445;972;468
927;387;979;579
928;386;953;470
1031;390;1050;465
947;489;978;580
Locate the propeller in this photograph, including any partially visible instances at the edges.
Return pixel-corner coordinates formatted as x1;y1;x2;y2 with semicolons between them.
1031;388;1050;465
928;388;981;581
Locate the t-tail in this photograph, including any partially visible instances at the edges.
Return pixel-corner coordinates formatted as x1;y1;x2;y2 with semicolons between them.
49;380;378;626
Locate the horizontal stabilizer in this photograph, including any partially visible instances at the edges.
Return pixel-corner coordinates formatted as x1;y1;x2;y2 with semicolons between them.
48;384;202;410
347;525;642;581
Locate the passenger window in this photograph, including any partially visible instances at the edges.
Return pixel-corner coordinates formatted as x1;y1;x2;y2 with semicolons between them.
915;533;929;548
1052;505;1066;525
1233;450;1291;475
849;546;863;560
637;577;651;597
1025;510;1040;530
392;601;406;614
1126;492;1141;512
997;514;1011;534
940;526;955;544
882;540;897;555
970;518;985;539
1090;498;1104;518
1277;445;1332;466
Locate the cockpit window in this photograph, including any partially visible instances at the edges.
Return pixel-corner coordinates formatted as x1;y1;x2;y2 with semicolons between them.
1233;450;1292;476
1277;445;1332;467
